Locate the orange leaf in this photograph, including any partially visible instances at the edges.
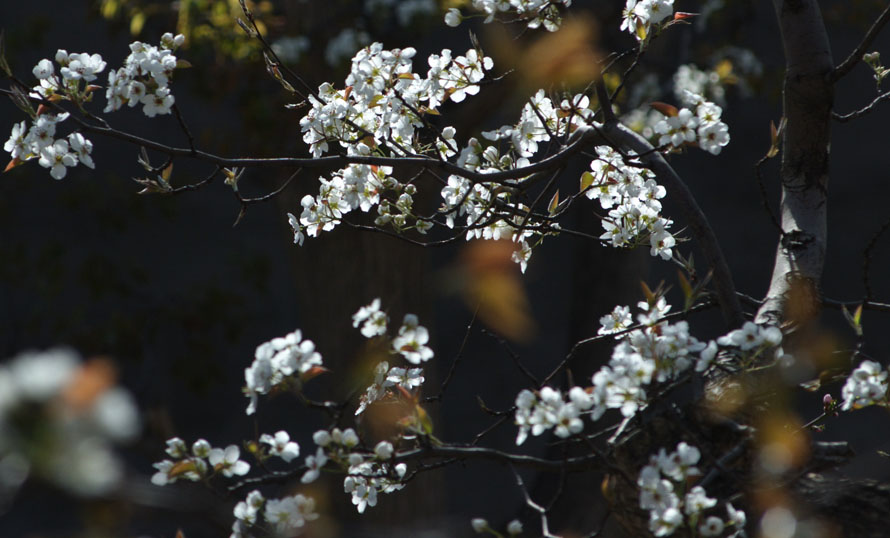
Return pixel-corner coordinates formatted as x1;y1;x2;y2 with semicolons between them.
301;365;329;382
673;12;699;20
4;158;23;173
649;102;679;117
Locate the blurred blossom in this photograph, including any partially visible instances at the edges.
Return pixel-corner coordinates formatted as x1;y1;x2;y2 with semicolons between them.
0;348;140;498
271;36;310;64
760;506;798;538
324;28;371;67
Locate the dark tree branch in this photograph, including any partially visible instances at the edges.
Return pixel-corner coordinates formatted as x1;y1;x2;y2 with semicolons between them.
829;2;890;83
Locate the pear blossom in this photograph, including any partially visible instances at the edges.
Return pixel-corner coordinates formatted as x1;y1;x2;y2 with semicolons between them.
841;360;888;410
233;489;265;525
67;133;94;168
301;447;328;484
38;139;77;180
60;52;106;82
4;121;32;160
209;445;250;477
392;314;434;364
32;59;54;80
260;431;300;462
353;298;388;338
444;8;462;27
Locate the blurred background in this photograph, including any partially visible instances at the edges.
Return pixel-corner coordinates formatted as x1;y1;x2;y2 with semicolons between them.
2;0;890;536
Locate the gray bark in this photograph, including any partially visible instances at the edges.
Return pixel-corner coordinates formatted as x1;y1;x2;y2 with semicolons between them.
756;0;833;327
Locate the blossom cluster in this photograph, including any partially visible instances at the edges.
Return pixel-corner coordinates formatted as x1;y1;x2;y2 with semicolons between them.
352;298;434;364
637;442;746;537
589;298;706;418
4;33;184;180
0;349;139;497
5;50;105;179
621;61;736;155
30;48;107;99
301;428;407;514
583;145;675;260
674;64;727;107
439;91;596;271
356;360;425;415
481;90;594;158
151;437;250;486
352;299;430;413
243;329;324;415
514;386;596;445
439;163;539;272
513;297;787;444
104;32;185;117
445;0;572;32
300;43;491;156
232;489;318;538
715;321;783;353
621;0;674;41
654;92;731;155
841;360;889;410
5;117;94;180
293;43;494;240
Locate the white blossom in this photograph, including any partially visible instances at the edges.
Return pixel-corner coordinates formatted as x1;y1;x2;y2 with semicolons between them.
260;431;300;462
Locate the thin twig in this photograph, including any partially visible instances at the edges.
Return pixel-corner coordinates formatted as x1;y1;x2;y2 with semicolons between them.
171;103;196;154
480;328;541;386
861;213;890;302
832;90;890;122
425;307;479;402
510;464;563;538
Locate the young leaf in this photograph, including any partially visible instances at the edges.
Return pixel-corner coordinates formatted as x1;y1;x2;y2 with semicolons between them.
161;162;173;182
548;190;560;214
640;280;656;304
580;171;595;192
650;102;678;117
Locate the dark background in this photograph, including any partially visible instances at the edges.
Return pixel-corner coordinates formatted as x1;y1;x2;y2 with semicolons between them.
2;1;890;536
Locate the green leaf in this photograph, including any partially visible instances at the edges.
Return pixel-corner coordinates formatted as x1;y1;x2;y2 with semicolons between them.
841;304;864;337
580;171;595;192
416;404;434;435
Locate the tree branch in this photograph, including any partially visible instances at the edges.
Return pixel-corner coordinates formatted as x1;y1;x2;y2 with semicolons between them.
832;89;890;122
829;2;890;83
